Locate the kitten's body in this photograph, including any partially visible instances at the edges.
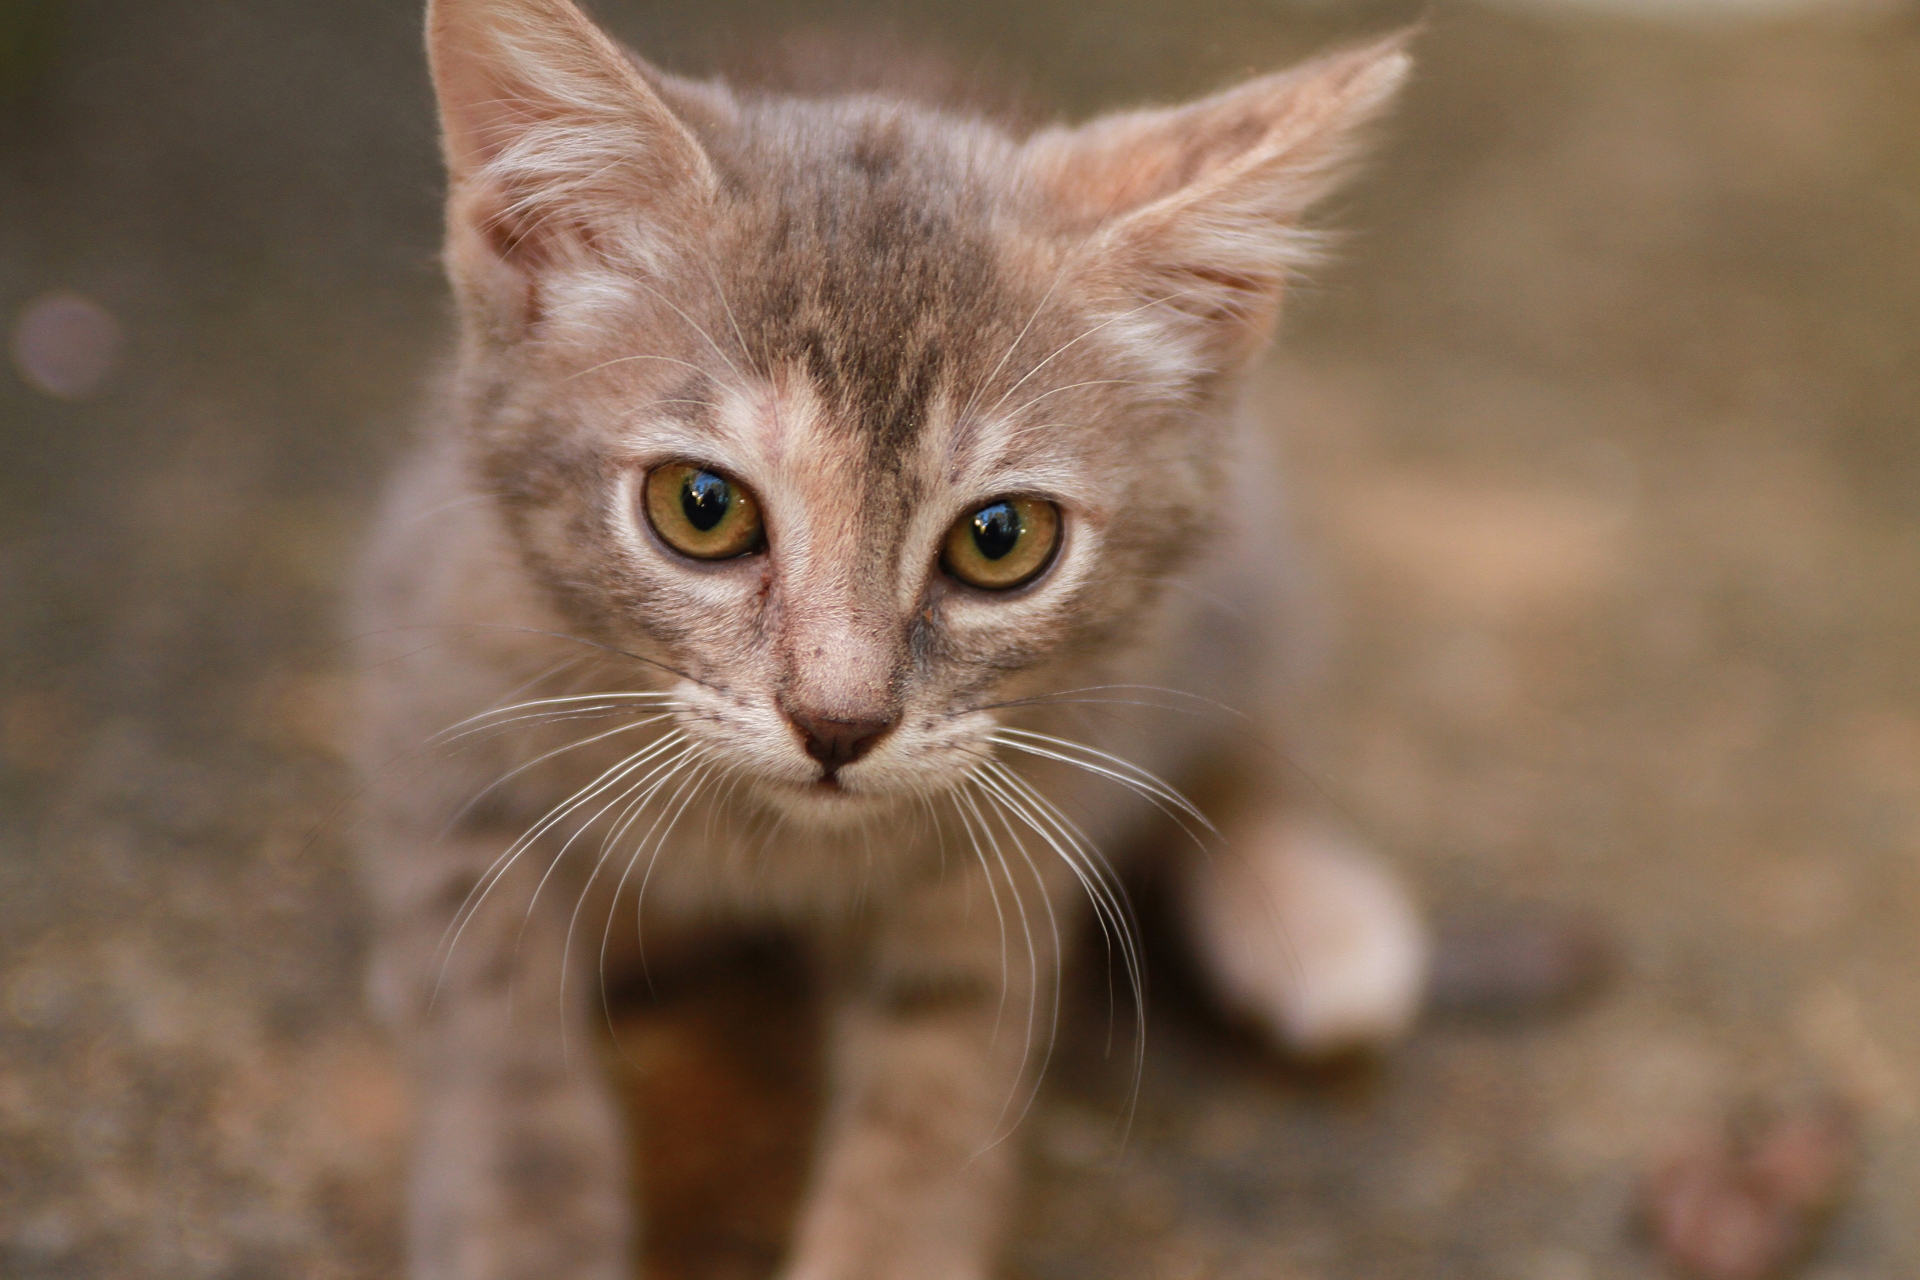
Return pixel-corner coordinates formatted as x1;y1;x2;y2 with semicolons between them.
353;4;1422;1276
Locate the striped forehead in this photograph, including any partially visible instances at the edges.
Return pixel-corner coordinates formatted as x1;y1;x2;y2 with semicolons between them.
715;132;1026;474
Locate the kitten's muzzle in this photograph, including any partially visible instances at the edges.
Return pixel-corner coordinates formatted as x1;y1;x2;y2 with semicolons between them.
785;708;897;777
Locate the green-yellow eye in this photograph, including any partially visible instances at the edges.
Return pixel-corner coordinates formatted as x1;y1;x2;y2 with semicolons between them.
941;496;1060;591
643;462;765;560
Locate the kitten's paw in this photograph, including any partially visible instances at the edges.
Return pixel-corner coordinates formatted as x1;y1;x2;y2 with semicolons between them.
1184;816;1427;1059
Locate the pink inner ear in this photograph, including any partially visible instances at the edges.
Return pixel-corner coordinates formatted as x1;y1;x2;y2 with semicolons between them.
1181;265;1278;311
1051;113;1279;222
485;202;585;272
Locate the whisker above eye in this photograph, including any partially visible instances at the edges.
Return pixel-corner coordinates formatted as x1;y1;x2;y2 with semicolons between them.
953;241;1082;438
696;252;756;380
977;286;1207;425
627;276;745;385
953;181;1158;442
998;378;1147;425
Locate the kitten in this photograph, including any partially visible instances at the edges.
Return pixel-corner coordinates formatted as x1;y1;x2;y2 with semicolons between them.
350;1;1422;1276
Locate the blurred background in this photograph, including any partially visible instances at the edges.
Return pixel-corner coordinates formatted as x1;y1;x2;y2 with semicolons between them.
3;0;1917;1276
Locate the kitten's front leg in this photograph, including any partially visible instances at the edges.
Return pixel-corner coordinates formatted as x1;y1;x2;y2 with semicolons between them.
780;879;1046;1280
367;832;634;1280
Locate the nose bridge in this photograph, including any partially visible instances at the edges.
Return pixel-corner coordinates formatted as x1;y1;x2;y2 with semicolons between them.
782;600;900;720
776;529;905;725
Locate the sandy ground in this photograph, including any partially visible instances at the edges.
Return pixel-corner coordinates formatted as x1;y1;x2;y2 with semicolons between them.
2;1;1917;1277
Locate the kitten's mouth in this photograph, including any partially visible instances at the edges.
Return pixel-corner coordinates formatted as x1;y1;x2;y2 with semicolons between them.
760;764;908;812
789;772;891;806
772;773;852;798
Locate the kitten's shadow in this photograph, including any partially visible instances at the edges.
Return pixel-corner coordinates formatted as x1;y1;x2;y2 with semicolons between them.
596;891;1393;1280
601;933;822;1280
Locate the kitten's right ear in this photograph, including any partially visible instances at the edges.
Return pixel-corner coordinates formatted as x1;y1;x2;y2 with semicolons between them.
1022;36;1411;373
428;0;715;280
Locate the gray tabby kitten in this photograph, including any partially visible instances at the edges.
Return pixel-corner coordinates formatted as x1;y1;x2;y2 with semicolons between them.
351;1;1422;1275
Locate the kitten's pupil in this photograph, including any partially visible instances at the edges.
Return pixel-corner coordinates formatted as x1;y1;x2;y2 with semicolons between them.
971;502;1022;561
681;471;731;532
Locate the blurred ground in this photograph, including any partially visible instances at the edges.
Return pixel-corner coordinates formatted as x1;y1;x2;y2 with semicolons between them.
2;1;1918;1277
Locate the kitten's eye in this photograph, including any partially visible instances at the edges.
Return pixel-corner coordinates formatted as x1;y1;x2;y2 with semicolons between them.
942;496;1060;591
643;462;766;560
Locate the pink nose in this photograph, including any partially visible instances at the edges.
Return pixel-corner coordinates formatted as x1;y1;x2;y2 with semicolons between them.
785;709;895;773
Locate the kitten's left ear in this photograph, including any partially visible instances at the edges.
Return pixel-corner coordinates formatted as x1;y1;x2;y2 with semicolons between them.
1023;35;1412;371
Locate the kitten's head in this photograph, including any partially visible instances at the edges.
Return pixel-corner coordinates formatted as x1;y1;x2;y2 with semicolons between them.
426;0;1407;823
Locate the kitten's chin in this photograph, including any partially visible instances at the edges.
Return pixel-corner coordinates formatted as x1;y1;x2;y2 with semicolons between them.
748;774;921;830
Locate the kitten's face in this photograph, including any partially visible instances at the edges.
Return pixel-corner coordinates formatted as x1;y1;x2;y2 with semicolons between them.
428;0;1407;823
475;115;1210;820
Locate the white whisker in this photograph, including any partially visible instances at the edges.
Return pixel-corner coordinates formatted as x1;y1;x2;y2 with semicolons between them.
979;287;1204;424
435;713;675;843
950;784;1014;1046
999;378;1146;425
630;276;745;384
430;690;682;744
989;728;1217;845
562;746;714;1065
431;731;688;1007
697;254;755;378
626;747;724;993
564;352;711;383
954;778;1045;1144
982;760;1147;1138
974;683;1249;721
969;774;1064;1150
434;703;672;755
